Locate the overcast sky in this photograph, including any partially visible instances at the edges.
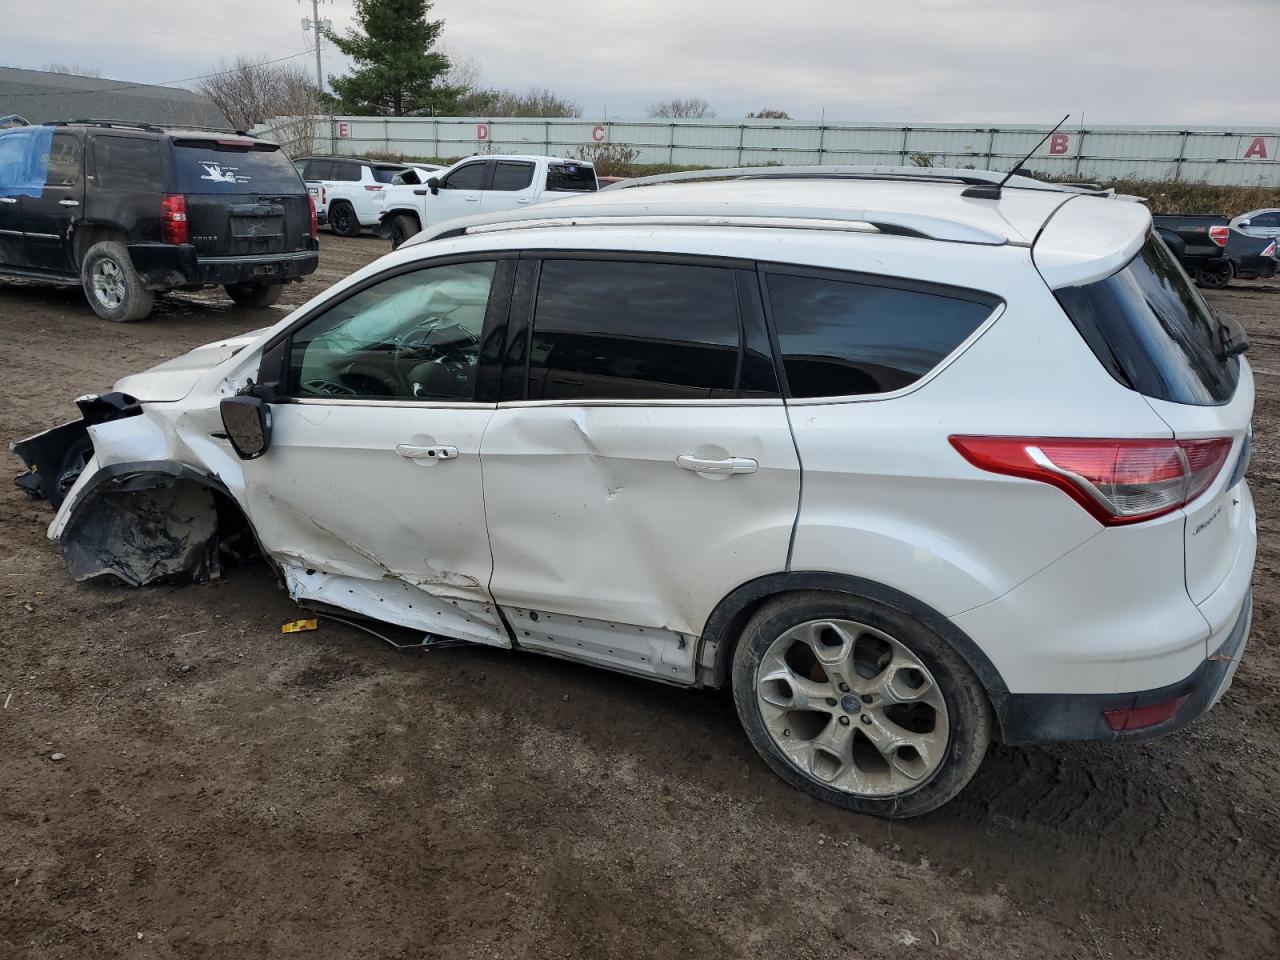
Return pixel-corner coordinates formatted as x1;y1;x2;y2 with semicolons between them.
4;0;1278;124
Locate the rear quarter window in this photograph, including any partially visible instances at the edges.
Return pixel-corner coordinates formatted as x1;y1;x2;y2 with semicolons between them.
1054;234;1240;405
91;136;162;192
173;141;303;194
763;270;999;399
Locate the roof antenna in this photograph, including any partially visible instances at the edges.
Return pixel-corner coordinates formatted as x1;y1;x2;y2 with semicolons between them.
962;114;1070;199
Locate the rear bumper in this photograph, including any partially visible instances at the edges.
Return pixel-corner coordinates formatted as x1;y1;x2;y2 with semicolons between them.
1234;255;1278;279
993;592;1251;744
128;243;319;288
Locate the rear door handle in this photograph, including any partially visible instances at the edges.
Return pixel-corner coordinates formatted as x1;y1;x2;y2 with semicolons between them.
676;455;758;476
396;444;458;461
0;197;15;204
59;199;80;207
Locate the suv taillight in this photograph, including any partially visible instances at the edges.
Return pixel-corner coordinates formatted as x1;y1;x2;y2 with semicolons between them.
161;194;188;244
1208;225;1230;247
950;436;1233;525
308;195;319;239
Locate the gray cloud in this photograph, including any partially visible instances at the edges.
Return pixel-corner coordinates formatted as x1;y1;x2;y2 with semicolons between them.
5;0;1277;124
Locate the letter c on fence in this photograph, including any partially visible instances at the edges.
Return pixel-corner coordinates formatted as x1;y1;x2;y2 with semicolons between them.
1243;136;1269;160
591;125;607;143
477;124;490;142
1049;133;1070;155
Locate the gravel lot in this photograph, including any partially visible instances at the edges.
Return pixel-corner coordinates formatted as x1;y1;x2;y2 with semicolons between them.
2;235;1277;959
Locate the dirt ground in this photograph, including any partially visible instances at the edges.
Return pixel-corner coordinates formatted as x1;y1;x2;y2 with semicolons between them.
1;235;1278;960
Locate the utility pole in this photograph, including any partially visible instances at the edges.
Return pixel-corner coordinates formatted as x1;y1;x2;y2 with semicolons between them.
300;0;333;93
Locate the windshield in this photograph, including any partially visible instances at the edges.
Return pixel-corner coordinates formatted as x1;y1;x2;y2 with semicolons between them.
173;141;305;193
1055;232;1241;405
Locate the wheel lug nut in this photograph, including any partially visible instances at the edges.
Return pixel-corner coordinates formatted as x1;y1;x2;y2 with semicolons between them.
860;694;873;704
860;714;872;725
825;697;838;707
838;682;851;693
838;716;850;726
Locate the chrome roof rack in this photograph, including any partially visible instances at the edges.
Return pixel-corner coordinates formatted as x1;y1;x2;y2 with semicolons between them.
601;164;1112;195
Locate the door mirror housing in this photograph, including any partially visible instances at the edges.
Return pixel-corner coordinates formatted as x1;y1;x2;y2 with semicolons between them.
1237;219;1251;228
220;396;272;460
427;176;441;195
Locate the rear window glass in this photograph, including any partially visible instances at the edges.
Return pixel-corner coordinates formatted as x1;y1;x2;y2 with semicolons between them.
92;136;162;192
1055;234;1240;405
765;271;997;398
546;163;597;192
174;141;302;193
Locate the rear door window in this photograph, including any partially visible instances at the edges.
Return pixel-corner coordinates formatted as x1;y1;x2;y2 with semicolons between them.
39;132;82;189
546;163;597;192
1055;233;1240;405
91;135;162;192
173;141;302;193
527;259;742;401
370;166;403;184
491;161;535;191
0;129;33;196
763;270;998;398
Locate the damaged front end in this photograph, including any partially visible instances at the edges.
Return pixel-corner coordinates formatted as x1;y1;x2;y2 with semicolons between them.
12;394;254;587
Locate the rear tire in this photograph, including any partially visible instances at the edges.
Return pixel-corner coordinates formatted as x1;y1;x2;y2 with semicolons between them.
81;241;154;322
328;201;361;237
732;590;993;819
1196;261;1233;289
389;213;419;249
225;282;284;308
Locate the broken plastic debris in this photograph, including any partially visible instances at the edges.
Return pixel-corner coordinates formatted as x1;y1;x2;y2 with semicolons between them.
281;618;319;634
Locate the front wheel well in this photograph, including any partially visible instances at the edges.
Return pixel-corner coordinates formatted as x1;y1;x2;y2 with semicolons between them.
700;572;1009;701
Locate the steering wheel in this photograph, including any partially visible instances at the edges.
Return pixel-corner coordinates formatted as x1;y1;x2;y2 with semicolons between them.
301;377;358;398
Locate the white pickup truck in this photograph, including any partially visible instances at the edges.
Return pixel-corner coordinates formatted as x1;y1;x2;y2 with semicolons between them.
376;154;598;247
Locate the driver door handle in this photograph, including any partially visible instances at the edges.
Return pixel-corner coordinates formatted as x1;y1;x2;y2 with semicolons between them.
396;444;458;461
676;455;758;476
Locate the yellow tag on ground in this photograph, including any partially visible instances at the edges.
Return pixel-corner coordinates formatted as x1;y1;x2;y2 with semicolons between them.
281;619;319;634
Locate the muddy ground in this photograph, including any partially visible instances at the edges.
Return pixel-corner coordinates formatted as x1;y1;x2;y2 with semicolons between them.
1;235;1277;959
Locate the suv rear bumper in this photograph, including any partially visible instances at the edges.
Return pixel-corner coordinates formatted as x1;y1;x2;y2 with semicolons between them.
128;243;319;288
992;591;1251;744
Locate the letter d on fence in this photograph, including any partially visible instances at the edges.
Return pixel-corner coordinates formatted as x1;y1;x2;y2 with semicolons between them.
477;123;490;142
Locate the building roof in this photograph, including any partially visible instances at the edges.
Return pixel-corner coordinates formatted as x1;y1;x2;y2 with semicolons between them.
0;66;230;129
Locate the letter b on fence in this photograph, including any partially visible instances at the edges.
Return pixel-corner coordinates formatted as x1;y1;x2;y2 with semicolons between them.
1048;133;1070;155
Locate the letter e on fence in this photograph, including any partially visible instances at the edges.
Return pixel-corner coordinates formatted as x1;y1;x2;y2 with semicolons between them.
477;123;490;142
591;125;607;143
337;122;350;139
1242;136;1275;160
1048;133;1070;155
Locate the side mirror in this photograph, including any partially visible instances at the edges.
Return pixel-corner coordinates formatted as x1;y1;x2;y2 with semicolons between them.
427;176;441;195
220;396;272;460
1237;220;1251;228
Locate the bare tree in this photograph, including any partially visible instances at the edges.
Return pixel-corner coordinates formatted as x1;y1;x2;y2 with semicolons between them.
41;64;102;77
439;48;482;95
195;55;320;154
456;86;581;118
646;97;715;119
747;108;791;120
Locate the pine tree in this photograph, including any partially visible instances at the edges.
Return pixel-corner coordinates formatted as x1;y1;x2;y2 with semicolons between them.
326;0;461;116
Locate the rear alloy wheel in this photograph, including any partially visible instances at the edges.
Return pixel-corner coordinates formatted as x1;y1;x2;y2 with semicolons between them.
733;591;992;818
389;213;419;249
328;201;360;237
1196;261;1233;289
224;282;284;308
81;241;154;322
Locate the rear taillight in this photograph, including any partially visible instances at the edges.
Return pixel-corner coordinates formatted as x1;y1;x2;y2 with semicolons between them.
1208;225;1230;247
160;193;188;244
321;185;327;204
950;436;1234;525
1263;241;1277;258
308;195;318;239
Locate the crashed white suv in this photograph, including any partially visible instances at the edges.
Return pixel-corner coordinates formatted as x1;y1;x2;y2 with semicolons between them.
13;167;1256;818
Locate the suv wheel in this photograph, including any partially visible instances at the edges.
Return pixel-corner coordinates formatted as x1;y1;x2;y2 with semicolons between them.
732;591;993;818
225;282;284;308
81;241;154;322
329;201;360;237
389;213;419;249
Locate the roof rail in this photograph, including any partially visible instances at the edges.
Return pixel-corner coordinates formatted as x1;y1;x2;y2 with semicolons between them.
601;164;1111;196
409;199;1012;248
52;118;249;136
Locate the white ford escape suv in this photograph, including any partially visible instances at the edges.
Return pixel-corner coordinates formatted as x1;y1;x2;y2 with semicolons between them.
13;166;1255;818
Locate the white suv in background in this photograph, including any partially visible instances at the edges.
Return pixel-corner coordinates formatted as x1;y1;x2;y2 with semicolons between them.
13;167;1255;818
377;154;598;248
297;156;412;236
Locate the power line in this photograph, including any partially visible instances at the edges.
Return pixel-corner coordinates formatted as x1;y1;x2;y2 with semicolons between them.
2;50;316;99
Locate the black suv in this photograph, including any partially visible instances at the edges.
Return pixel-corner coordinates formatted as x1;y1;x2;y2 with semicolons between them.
0;121;319;321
